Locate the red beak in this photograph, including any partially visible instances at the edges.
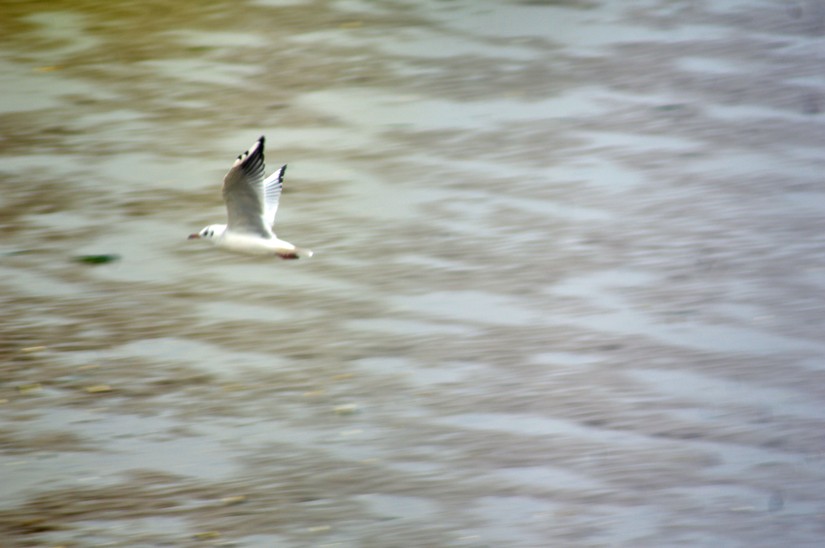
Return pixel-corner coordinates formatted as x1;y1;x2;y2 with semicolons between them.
187;234;201;240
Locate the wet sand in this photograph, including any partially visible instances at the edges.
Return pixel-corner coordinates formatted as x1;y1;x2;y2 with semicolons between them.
1;0;825;546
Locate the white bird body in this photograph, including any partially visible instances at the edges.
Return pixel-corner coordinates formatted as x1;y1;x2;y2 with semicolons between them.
214;228;301;257
188;136;312;259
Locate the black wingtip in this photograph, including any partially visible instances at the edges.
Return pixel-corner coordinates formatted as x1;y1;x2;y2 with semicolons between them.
258;135;265;145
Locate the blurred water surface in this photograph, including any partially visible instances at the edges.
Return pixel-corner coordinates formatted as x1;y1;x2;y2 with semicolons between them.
2;0;825;546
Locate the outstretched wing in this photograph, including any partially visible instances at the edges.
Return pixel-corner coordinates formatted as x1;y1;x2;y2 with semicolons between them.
263;164;286;230
222;136;272;238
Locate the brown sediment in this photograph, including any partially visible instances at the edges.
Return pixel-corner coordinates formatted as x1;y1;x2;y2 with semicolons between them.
0;0;823;546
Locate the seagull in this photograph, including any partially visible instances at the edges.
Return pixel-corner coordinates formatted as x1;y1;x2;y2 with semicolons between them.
188;136;313;259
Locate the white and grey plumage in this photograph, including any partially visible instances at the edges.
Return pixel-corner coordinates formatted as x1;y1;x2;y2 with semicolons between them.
188;136;312;259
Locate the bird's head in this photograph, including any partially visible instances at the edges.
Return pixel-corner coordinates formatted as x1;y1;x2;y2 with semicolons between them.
188;224;226;240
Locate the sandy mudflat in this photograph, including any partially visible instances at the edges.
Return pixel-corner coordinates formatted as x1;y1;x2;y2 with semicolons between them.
1;1;824;546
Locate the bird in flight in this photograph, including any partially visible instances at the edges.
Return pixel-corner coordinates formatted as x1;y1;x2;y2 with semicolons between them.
188;136;312;259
